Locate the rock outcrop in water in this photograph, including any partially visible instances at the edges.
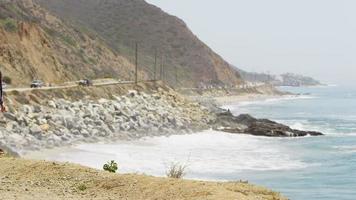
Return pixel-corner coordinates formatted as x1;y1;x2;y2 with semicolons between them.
214;111;323;137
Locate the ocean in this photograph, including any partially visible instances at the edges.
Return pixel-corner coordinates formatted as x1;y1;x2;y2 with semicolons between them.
34;86;356;200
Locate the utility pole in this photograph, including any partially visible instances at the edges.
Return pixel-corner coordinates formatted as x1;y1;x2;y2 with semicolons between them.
160;55;163;81
154;49;157;81
135;42;138;84
175;65;178;87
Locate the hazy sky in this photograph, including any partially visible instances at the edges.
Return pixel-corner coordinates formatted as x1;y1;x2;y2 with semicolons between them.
146;0;356;85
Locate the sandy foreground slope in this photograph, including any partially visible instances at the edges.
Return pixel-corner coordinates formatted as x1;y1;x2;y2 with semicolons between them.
0;157;287;200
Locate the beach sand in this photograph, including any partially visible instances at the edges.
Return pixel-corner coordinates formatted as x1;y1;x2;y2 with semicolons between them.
0;156;287;200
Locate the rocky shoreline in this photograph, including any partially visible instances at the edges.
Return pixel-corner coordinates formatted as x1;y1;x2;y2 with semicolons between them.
0;89;214;156
0;84;323;156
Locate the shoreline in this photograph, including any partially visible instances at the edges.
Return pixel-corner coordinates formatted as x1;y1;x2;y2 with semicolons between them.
22;129;306;179
0;86;213;156
0;84;314;157
0;80;298;157
21;93;287;158
0;85;311;200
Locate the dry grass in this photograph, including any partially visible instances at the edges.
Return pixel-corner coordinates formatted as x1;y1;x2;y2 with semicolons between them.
166;162;187;179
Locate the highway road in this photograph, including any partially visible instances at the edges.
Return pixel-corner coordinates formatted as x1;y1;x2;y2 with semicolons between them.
3;79;135;93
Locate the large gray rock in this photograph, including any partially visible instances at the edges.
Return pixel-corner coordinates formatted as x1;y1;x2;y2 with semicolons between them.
33;105;42;113
3;113;17;121
214;112;323;137
21;105;32;114
29;125;42;135
48;100;57;108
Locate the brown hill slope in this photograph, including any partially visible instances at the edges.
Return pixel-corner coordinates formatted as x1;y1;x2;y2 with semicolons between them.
35;0;243;87
0;0;140;86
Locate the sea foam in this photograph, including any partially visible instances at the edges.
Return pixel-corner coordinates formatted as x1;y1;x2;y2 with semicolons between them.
38;130;308;180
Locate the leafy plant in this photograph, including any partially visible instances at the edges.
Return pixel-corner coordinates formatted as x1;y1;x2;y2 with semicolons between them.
166;162;187;179
61;34;76;46
0;18;18;32
77;184;87;191
103;160;118;173
2;76;12;84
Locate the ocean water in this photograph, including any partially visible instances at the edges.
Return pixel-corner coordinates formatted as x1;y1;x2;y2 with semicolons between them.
34;86;356;200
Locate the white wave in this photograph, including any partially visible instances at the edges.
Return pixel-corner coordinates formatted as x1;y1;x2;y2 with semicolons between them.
223;95;316;110
279;120;342;135
324;84;338;87
344;132;356;137
267;118;356;138
332;145;356;153
32;130;308;180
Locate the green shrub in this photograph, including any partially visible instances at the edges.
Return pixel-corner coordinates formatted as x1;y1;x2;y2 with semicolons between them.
166;162;187;179
1;18;18;32
61;35;76;46
103;160;118;173
77;184;87;191
2;76;12;84
43;27;59;37
87;57;97;64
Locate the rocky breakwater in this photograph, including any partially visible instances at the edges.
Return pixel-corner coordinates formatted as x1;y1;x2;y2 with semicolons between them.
214;111;323;137
0;89;214;155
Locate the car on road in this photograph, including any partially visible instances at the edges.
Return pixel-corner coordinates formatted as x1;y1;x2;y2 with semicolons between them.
30;80;44;88
78;79;93;87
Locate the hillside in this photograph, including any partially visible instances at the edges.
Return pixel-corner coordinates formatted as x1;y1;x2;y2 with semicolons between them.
237;68;322;87
35;0;243;87
0;0;143;86
276;73;321;87
237;68;275;84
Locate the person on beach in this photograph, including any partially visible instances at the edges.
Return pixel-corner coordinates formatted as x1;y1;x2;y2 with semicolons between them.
0;71;6;112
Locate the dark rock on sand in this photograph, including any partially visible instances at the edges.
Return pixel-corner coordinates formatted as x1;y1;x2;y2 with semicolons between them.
214;111;323;137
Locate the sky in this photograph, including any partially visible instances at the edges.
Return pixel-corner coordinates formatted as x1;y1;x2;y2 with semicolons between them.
146;0;356;85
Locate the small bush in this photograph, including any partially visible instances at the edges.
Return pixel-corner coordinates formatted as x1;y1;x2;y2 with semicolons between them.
77;184;87;191
1;18;17;32
61;35;76;46
2;76;11;84
103;160;118;173
166;162;187;179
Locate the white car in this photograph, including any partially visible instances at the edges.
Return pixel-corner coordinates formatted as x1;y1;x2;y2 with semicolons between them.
30;80;44;88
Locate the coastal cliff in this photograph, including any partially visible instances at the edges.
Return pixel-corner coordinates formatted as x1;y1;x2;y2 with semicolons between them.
237;68;322;87
35;0;243;87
